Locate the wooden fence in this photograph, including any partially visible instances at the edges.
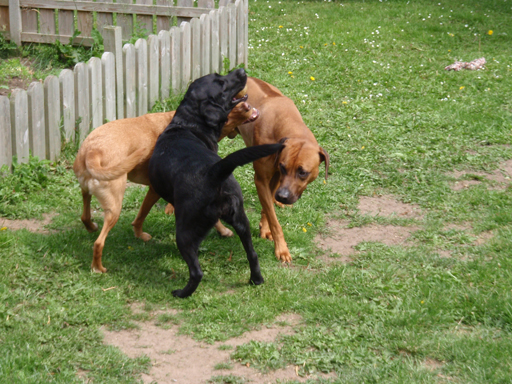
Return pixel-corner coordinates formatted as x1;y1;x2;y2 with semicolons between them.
0;0;239;45
0;0;249;169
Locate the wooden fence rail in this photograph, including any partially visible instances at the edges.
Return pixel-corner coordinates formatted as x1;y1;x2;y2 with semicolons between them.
0;0;235;46
0;0;248;170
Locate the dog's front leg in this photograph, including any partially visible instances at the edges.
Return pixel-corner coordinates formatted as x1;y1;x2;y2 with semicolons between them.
254;172;292;263
173;231;204;298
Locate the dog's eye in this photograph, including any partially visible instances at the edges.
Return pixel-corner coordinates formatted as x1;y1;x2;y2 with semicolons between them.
278;163;287;175
297;167;309;179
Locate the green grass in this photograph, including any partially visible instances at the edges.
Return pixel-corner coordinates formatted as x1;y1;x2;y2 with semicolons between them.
1;0;512;382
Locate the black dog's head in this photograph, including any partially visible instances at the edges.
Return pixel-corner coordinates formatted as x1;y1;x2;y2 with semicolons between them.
172;68;248;140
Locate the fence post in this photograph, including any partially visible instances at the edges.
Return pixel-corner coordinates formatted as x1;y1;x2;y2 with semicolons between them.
135;38;148;116
159;30;171;101
27;82;46;160
0;96;12;169
102;52;117;123
103;26;124;120
59;69;75;142
147;35;159;110
200;13;211;77
8;0;22;46
180;22;191;92
89;57;103;129
191;17;201;81
74;63;90;143
44;76;61;161
170;26;181;94
123;43;136;118
10;89;29;164
210;10;220;74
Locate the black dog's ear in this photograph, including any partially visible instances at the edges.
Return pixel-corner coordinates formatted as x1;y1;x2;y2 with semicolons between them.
319;146;330;180
200;101;226;128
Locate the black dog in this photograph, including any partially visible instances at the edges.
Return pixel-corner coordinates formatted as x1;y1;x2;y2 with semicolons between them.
149;69;283;298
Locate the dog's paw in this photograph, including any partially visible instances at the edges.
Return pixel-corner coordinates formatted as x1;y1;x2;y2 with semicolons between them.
164;204;175;215
249;274;264;286
172;289;189;298
218;227;234;238
85;222;99;233
139;232;152;242
275;249;292;264
259;229;273;241
91;264;107;273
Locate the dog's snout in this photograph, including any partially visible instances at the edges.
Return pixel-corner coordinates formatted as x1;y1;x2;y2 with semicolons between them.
234;68;246;79
275;188;292;204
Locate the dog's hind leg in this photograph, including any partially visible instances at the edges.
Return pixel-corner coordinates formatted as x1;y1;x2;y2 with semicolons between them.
132;185;161;241
214;221;234;237
173;230;205;298
222;206;264;286
91;178;126;273
81;190;98;232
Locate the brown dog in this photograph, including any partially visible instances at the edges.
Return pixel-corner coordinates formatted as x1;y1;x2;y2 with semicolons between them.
73;101;259;273
232;77;329;263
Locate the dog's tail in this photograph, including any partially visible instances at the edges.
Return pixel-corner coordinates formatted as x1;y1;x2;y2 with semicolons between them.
208;143;283;184
85;147;147;181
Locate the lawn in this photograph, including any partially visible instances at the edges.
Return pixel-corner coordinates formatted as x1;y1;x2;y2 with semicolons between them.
1;0;512;383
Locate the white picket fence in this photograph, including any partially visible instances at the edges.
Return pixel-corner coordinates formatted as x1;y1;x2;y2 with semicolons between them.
0;0;248;169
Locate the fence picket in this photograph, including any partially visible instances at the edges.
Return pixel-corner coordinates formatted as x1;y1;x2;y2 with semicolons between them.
59;69;75;142
191;17;201;81
96;0;114;33
148;35;159;110
123;43;136;118
200;13;211;76
135;38;148;116
210;9;220;74
228;4;236;70
44;76;61;161
74;63;90;143
243;0;248;66
219;6;228;71
77;0;94;39
236;0;245;66
20;5;37;34
103;26;124;120
136;0;153;35
180;21;191;92
27;82;46;159
156;0;173;32
89;57;103;130
116;0;134;41
159;30;171;101
9;89;29;164
102;52;116;123
40;8;56;35
0;96;12;169
170;26;181;94
58;7;74;38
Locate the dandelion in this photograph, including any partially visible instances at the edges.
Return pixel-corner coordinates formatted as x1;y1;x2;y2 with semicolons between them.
0;227;6;231
310;76;315;81
302;227;307;232
342;101;348;104
361;146;365;149
279;25;283;28
421;300;425;304
488;30;493;35
332;42;336;45
448;49;451;52
300;46;303;48
128;246;133;250
324;43;328;46
323;179;327;184
307;222;312;226
288;71;293;74
459;86;465;90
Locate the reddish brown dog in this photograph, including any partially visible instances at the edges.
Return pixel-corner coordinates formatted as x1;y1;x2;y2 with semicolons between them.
73;101;258;273
233;77;330;263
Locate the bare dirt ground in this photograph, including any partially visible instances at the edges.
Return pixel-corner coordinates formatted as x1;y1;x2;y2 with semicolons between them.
0;212;57;233
315;195;422;263
102;307;332;384
449;159;512;190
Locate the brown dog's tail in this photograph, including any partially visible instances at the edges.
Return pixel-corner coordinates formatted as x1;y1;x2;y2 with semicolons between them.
208;143;283;184
85;147;147;181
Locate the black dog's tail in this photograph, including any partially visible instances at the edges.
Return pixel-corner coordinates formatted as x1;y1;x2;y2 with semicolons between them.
208;143;283;184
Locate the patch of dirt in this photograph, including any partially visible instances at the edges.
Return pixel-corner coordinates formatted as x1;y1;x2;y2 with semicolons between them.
102;311;330;384
448;159;512;190
316;220;419;258
358;195;423;219
0;213;57;233
423;357;444;371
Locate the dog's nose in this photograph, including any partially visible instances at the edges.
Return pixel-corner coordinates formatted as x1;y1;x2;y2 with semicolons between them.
275;188;292;204
234;67;246;79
